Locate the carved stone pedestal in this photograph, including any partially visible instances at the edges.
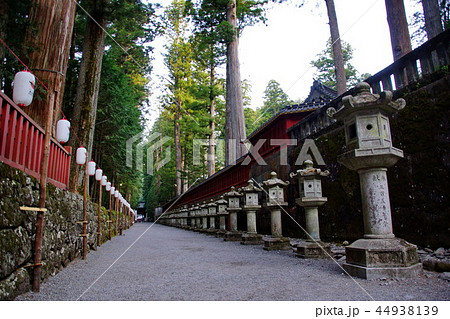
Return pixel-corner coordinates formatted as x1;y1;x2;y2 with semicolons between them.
241;232;263;245
343;238;422;279
263;236;291;251
293;240;331;258
224;231;243;241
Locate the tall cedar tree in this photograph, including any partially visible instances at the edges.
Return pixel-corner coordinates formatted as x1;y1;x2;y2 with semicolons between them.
69;0;108;192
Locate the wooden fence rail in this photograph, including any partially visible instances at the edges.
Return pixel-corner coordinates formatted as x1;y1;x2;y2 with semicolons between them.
0;91;71;189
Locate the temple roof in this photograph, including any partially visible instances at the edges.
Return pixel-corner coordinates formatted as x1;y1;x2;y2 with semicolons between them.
246;80;336;141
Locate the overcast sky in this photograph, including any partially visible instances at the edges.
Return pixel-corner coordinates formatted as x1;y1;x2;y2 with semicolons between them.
146;0;420;123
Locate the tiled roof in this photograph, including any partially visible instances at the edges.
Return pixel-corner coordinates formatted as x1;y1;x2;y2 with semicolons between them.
246;80;337;140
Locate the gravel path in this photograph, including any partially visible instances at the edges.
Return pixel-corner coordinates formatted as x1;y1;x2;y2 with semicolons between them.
16;223;449;301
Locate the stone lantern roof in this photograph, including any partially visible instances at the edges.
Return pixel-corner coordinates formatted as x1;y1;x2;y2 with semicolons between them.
327;82;406;121
240;180;262;194
224;186;242;198
207;199;217;207
262;172;289;188
216;196;227;205
292;160;330;178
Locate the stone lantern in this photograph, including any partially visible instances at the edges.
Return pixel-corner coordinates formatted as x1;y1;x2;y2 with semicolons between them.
224;186;243;241
262;172;291;250
216;196;228;237
195;205;202;231
290;160;331;258
207;199;217;234
240;180;263;245
188;205;195;229
180;205;189;229
327;82;421;279
200;202;209;231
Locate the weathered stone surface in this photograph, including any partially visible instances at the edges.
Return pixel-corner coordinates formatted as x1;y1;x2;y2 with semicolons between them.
0;268;31;301
0;227;32;278
293;240;332;258
0;161;127;300
263;236;291;251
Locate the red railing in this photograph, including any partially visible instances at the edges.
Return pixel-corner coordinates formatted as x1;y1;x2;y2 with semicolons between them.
0;91;71;189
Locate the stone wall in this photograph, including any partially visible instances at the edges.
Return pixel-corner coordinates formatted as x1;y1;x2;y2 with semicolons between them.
286;74;450;248
0;162;129;300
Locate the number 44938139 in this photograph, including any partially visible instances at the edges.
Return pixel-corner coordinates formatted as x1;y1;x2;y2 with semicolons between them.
376;306;438;316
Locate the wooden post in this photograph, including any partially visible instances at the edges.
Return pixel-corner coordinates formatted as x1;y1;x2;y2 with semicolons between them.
82;157;88;260
108;191;112;239
33;91;55;292
97;178;102;246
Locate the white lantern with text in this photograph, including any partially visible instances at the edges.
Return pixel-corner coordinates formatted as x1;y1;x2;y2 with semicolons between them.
106;182;111;191
102;175;107;186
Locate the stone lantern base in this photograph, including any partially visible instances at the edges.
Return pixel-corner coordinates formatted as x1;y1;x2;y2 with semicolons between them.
204;228;218;235
293;240;332;258
215;229;227;238
343;238;422;279
224;231;243;241
241;232;263;245
263;236;291;251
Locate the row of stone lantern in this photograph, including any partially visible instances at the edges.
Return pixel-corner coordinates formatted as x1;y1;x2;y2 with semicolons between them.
160;82;421;280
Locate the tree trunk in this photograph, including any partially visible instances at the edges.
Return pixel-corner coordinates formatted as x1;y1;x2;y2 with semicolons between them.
0;3;8;73
69;0;107;192
208;61;216;176
24;0;76;129
225;0;246;166
174;106;182;196
422;0;443;39
385;0;412;61
325;0;346;95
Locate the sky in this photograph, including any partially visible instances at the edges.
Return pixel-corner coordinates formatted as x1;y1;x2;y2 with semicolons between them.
146;0;420;125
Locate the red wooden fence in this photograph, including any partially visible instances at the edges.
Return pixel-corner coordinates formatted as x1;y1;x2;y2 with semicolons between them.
0;91;71;189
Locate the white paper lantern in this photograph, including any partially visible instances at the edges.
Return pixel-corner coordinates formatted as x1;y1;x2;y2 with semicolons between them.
114;190;119;198
56;118;70;144
76;147;87;165
102;175;107;186
13;71;35;107
87;161;96;176
106;182;111;191
95;168;103;181
110;186;115;194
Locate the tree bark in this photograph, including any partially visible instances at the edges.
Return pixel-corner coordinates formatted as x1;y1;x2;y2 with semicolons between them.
174;109;182;196
385;0;412;61
422;0;443;39
225;0;246;166
69;0;107;191
325;0;347;95
24;0;76;129
208;59;216;176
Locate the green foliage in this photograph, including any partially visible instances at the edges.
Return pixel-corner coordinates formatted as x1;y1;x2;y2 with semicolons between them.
255;79;293;126
311;39;369;91
0;0;32;96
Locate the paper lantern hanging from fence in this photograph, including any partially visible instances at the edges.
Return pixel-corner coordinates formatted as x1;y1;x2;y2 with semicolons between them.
88;161;96;176
13;71;35;107
102;175;107;186
110;186;115;194
106;182;111;191
95;168;103;181
76;147;87;165
56;118;71;144
114;190;119;198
